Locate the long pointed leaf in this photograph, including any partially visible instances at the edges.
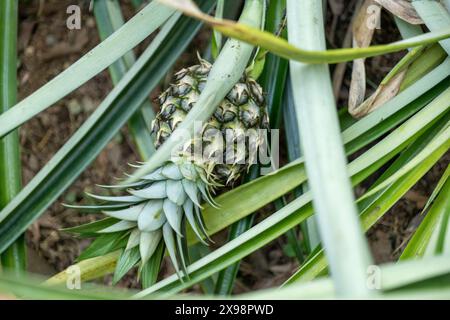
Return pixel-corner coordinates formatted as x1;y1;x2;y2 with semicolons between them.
0;1;217;255
0;1;175;138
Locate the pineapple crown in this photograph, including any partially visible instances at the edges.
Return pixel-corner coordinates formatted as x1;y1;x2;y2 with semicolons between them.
66;158;219;281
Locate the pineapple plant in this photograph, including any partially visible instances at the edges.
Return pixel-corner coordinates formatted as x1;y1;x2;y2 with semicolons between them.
0;0;450;300
67;57;269;280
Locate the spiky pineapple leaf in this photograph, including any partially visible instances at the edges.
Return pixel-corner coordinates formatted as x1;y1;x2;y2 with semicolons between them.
140;241;165;289
77;232;128;261
113;247;141;285
62;218;120;236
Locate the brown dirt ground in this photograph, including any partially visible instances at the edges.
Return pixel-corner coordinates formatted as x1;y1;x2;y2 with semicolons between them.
14;0;450;293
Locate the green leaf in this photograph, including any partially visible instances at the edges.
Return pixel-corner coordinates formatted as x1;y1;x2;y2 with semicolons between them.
46;251;120;286
211;0;224;59
0;1;176;138
243;256;450;299
77;232;128;261
0;0;216;255
360;125;450;200
93;0;156;160
141;240;165;289
0;0;26;273
213;167;258;295
287;0;372;296
400;174;450;260
134;98;450;297
259;0;288;128
0;271;133;300
413;0;450;54
62;217;120;235
284;114;450;284
113;247;141;285
214;0;287;294
421;164;450;214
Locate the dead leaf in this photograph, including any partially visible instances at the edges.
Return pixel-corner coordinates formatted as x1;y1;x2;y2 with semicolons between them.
348;0;379;116
332;0;364;99
351;69;407;117
375;0;424;25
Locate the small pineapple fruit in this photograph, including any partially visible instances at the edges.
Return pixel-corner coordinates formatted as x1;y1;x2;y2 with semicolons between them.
69;58;269;282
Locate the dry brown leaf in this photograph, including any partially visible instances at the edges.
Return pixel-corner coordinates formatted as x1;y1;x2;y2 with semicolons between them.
348;0;379;116
332;0;364;99
351;69;407;117
375;0;424;25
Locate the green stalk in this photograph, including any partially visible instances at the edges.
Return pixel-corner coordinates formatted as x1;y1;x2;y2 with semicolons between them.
287;0;372;297
0;0;26;273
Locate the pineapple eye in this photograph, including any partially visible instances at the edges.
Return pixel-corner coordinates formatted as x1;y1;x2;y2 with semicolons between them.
239;101;260;127
249;81;264;105
180;99;194;112
227;83;249;105
158;91;169;105
223;110;236;122
177;83;191;96
160;103;176;120
180;91;198;112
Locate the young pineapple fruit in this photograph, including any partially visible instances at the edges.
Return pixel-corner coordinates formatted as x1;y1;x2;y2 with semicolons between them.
70;58;269;281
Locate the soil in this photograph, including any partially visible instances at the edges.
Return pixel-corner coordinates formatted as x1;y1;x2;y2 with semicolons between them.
12;0;449;293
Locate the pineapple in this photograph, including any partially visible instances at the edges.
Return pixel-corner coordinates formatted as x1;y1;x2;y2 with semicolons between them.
152;58;269;184
69;58;269;281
